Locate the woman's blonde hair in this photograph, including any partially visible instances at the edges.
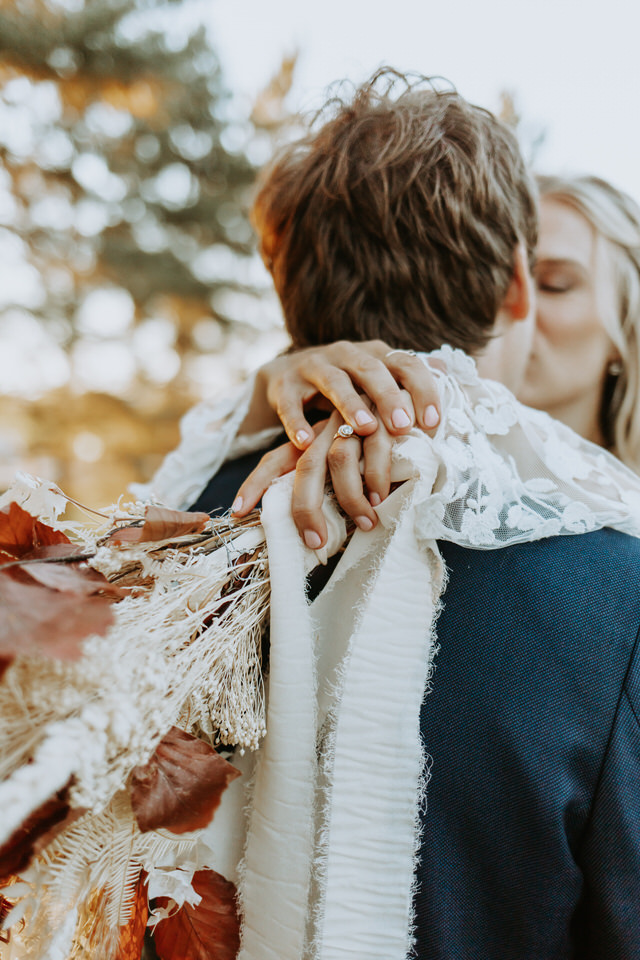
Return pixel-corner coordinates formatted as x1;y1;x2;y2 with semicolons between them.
538;175;640;472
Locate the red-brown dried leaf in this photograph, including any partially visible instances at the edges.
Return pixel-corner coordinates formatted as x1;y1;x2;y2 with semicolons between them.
23;543;90;562
0;502;71;564
131;728;241;835
0;573;114;663
21;561;124;598
115;872;149;960
0;894;12;943
152;869;240;960
0;781;77;880
108;506;209;545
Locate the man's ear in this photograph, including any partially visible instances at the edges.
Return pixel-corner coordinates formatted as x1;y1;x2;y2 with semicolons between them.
502;242;533;323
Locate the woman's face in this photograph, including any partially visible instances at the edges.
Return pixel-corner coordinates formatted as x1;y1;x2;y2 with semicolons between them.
517;197;619;444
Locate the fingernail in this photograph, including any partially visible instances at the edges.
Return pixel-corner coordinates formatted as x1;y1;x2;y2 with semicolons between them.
423;404;439;428
303;529;323;549
231;497;243;514
369;492;382;507
355;409;375;426
295;429;311;446
355;515;374;531
391;408;412;428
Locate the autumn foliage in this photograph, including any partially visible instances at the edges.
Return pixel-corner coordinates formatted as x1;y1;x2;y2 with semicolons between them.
0;501;122;677
131;727;241;835
153;870;241;960
0;496;249;958
0;782;83;878
107;506;210;546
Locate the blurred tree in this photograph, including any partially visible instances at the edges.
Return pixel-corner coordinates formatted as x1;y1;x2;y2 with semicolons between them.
0;0;293;504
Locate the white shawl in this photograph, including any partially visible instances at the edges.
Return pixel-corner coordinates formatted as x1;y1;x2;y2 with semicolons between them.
136;346;640;960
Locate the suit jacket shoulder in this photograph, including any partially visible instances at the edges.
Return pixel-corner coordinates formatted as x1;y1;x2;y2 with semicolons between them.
414;529;640;960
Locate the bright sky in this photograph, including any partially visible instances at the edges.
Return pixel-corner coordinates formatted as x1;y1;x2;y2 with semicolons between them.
206;0;640;201
5;0;640;406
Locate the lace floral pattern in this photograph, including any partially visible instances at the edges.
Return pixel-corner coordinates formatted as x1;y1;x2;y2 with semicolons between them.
404;346;640;548
141;344;640;552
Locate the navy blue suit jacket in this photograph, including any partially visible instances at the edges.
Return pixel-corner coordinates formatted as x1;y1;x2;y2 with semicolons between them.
193;454;640;959
415;535;640;959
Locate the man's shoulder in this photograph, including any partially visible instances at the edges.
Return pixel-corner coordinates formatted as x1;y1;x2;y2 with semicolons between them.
535;526;640;565
441;527;640;583
435;529;640;754
439;529;640;654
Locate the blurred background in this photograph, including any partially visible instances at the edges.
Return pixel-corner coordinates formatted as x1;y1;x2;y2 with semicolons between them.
1;0;639;506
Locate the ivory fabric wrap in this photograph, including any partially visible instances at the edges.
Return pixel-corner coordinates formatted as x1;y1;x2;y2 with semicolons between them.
238;440;442;960
310;489;440;959
237;476;318;960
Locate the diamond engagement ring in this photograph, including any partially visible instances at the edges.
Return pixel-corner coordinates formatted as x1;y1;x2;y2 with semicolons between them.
385;348;417;359
333;424;357;440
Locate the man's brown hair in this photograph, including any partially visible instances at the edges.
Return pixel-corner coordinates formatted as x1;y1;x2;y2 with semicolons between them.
253;69;538;354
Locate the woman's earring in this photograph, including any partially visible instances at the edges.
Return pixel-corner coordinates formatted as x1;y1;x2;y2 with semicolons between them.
608;360;623;376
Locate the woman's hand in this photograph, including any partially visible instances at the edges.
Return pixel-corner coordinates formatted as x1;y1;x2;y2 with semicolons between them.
240;340;441;448
232;408;396;549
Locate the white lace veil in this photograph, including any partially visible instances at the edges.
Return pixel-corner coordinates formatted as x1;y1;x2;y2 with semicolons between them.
411;346;640;548
135;346;640;549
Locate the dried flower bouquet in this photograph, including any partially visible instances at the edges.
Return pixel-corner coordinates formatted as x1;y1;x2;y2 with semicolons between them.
0;474;270;960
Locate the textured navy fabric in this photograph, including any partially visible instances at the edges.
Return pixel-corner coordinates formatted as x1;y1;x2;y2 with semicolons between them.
193;457;640;957
415;534;640;959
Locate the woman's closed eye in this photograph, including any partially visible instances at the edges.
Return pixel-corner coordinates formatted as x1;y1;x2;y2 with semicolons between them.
535;259;585;295
537;279;576;294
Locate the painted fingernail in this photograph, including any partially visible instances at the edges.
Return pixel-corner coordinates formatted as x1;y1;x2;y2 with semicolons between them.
369;492;382;507
391;408;412;428
355;409;375;426
424;404;440;428
303;529;323;549
355;515;374;531
295;429;311;446
231;497;243;514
